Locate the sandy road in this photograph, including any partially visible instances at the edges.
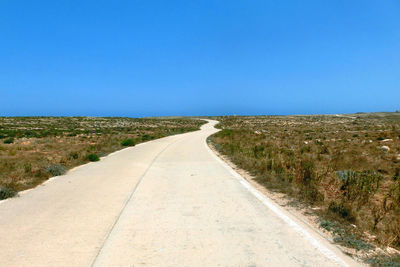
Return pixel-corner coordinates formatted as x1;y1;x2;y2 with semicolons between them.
0;120;357;266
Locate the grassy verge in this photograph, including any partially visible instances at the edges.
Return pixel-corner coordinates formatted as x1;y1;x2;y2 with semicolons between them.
0;117;205;199
209;113;400;265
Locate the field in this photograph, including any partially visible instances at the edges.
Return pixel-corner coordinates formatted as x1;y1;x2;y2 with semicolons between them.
209;113;400;261
0;117;204;198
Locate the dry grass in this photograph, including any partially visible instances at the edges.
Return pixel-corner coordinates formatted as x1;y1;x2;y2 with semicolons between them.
0;117;204;196
209;113;400;260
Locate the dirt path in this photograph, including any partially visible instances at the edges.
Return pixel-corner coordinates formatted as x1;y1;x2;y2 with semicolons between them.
0;120;358;266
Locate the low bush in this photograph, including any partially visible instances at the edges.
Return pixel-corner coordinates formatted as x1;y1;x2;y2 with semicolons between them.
87;153;100;162
0;187;17;200
3;138;14;144
46;164;66;176
121;138;135;146
320;219;339;232
141;134;153;141
333;234;373;251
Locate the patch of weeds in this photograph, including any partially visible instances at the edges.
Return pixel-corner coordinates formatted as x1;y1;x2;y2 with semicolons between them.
366;254;400;267
121;138;135;146
87;154;100;162
320;219;339;232
333;234;374;251
46;164;66;176
141;134;153;141
3;138;14;144
320;217;374;252
0;187;17;200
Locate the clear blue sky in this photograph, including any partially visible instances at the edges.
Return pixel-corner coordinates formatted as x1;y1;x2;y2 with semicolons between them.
1;1;399;117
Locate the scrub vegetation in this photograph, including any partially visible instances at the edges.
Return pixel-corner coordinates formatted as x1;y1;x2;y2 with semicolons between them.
0;116;204;199
209;112;400;263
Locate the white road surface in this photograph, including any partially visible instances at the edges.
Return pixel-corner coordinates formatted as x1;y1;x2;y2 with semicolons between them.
0;120;358;266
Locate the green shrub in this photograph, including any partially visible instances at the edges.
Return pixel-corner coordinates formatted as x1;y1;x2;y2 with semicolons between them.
87;154;100;162
0;187;17;200
3;138;14;144
141;134;153;141
121;138;135;146
46;164;66;176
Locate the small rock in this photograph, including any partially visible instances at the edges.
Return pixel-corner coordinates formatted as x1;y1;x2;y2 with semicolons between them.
382;139;393;142
254;130;261;135
381;145;390;152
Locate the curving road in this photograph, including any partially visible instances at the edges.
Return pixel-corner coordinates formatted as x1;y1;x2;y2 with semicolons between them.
0;120;357;266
